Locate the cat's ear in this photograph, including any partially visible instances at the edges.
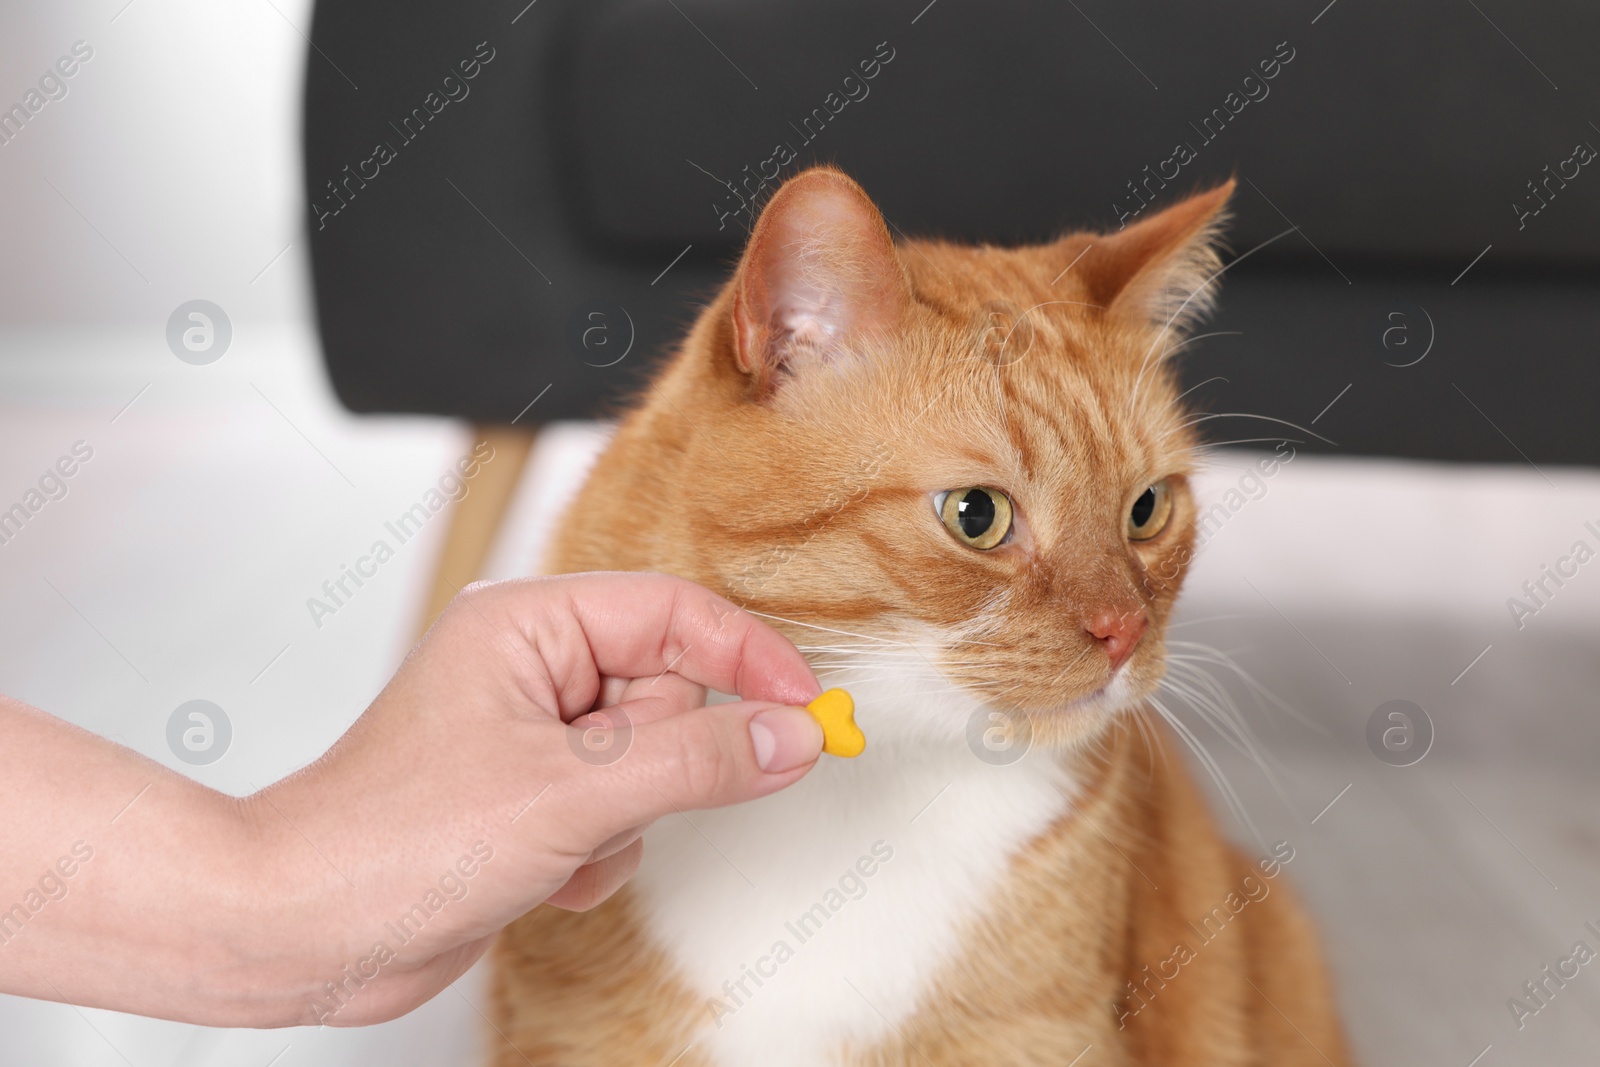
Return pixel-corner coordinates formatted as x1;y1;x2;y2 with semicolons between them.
1065;180;1234;336
731;167;911;396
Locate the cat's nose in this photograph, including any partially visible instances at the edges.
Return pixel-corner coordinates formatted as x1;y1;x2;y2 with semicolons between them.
1084;609;1148;672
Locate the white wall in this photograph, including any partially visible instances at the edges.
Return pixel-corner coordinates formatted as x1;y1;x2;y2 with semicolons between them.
0;0;313;327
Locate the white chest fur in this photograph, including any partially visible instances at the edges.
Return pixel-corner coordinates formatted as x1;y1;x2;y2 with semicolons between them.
631;709;1076;1067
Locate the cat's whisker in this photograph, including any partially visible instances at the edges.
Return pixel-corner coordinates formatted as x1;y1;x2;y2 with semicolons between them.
1126;704;1171;777
941;634;1004;648
1166;614;1249;628
1159;644;1317;821
811;671;978;701
1167;654;1272;712
1042;642;1097;696
812;652;985;659
795;645;984;661
807;661;948;670
961;679;1030;708
1196;436;1306;449
1168;641;1290;703
1127;224;1298;414
809;661;986;672
746;611;904;646
1184;572;1330;825
1161;330;1245;361
1174;375;1230;404
819;655;992;671
1167;641;1326;734
1159;672;1259;761
790;641;931;652
1167;651;1256;671
1182;411;1336;446
1148;695;1269;855
1157;667;1294;802
790;650;917;659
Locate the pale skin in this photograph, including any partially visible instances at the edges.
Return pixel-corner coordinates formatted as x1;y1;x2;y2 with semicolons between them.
0;572;825;1028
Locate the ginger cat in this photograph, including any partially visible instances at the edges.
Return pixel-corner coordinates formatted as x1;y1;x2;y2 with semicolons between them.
490;168;1350;1066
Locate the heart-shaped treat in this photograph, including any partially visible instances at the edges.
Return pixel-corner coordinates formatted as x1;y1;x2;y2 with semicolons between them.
805;688;865;758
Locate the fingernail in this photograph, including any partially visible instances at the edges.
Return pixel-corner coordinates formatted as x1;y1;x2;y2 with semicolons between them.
750;707;824;773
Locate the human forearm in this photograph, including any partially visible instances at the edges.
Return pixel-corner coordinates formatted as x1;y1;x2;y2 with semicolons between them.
0;697;333;1025
0;574;824;1029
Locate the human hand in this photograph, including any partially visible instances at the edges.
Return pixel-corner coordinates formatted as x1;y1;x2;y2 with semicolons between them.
0;572;823;1028
259;572;825;1026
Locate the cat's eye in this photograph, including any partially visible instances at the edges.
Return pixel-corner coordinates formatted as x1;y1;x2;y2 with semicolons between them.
936;487;1014;550
1127;479;1173;541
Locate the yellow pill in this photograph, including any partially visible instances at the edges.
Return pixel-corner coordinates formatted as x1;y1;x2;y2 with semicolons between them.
806;688;865;758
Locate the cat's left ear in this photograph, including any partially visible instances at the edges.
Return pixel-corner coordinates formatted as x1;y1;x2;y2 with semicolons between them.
1062;179;1235;336
731;167;912;396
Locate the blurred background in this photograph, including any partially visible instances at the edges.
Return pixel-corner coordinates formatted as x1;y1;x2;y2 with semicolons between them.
2;0;1598;1064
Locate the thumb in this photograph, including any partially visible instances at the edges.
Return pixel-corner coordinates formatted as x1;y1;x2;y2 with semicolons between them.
554;701;823;844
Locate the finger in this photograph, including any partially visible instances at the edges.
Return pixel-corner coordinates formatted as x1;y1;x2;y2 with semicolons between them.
549;699;822;845
616;669;706;710
587;823;648;863
544;838;644;912
605;671;708;728
479;573;820;720
593;675;630;710
566;672;704;738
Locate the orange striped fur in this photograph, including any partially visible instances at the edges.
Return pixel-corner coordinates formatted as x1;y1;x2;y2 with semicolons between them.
491;168;1349;1065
